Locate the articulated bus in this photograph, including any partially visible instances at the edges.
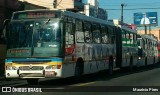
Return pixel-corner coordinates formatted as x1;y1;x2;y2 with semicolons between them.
3;9;158;85
137;34;158;66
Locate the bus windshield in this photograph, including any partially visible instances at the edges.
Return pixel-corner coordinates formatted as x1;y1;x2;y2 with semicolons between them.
7;19;62;58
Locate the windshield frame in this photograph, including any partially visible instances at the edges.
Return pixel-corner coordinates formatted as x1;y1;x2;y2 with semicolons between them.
6;18;64;58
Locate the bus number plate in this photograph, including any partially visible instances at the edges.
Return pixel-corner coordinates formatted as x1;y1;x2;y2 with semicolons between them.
45;71;55;77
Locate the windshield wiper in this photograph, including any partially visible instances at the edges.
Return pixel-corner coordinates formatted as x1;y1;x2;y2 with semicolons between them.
45;19;51;24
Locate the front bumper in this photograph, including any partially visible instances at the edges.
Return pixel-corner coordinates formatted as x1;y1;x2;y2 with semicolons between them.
5;69;61;79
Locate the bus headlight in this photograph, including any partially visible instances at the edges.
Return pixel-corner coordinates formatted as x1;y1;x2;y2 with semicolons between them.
46;65;61;70
138;57;141;60
6;66;17;70
46;65;54;70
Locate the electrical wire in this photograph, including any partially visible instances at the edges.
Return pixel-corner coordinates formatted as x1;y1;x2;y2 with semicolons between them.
100;2;160;6
57;0;63;7
26;0;52;4
106;7;160;10
23;0;160;11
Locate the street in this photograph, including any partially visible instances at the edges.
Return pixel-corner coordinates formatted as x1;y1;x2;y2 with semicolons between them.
1;63;160;95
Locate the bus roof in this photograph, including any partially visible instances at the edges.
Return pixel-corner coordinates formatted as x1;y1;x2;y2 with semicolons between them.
62;11;116;27
12;9;117;27
139;34;158;41
121;27;137;34
12;9;137;33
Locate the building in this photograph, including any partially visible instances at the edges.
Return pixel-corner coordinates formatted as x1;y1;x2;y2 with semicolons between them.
0;0;22;34
0;0;20;71
20;1;47;10
138;28;160;40
19;0;84;11
18;0;108;20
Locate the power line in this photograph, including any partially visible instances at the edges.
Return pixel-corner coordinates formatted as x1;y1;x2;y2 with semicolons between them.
57;0;63;7
26;0;52;4
106;7;160;10
100;2;160;6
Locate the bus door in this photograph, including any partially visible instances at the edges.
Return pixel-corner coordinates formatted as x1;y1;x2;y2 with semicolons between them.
116;27;122;68
64;17;75;61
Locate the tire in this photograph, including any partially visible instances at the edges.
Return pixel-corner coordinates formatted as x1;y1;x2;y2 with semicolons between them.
152;57;156;67
27;79;39;85
74;59;84;82
108;57;113;75
129;57;133;71
74;65;81;81
145;58;147;66
153;57;155;64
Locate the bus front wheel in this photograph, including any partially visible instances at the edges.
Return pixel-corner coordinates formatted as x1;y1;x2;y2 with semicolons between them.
27;79;39;85
74;59;84;82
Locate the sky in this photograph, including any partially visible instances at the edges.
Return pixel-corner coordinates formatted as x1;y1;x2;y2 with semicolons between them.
84;0;160;28
20;0;160;28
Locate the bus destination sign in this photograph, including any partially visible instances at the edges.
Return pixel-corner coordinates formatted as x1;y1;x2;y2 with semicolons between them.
13;11;61;20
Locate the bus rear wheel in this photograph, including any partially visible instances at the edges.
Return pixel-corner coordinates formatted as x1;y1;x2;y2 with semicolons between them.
153;57;155;64
108;57;113;75
129;57;133;71
27;79;39;85
145;58;147;66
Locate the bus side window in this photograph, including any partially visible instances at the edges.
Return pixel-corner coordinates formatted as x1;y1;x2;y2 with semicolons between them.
92;24;101;44
142;39;145;49
122;30;126;45
145;39;148;49
126;32;130;45
101;25;108;44
133;34;137;46
84;22;92;43
65;17;75;55
130;33;133;46
108;26;115;44
65;22;74;45
76;20;84;43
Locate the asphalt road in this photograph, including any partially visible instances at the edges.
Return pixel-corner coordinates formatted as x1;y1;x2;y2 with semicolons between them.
1;63;160;95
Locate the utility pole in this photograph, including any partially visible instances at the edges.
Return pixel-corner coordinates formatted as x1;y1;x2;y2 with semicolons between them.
96;0;99;18
144;25;147;34
53;0;57;8
121;3;126;25
121;3;124;25
149;25;151;34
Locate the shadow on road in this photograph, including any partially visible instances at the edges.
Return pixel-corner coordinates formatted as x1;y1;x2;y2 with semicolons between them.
33;63;160;87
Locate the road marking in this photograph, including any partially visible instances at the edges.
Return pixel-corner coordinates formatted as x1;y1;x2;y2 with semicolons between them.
71;82;95;86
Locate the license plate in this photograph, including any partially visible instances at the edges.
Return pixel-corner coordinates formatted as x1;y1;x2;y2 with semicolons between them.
45;71;55;77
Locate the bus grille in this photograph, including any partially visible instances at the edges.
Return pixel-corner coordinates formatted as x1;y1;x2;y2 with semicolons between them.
19;66;44;70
